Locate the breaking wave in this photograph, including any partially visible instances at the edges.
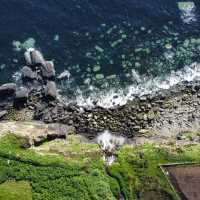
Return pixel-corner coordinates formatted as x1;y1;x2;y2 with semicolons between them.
63;62;200;108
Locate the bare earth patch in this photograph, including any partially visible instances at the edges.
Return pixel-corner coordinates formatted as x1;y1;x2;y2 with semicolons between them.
163;164;200;200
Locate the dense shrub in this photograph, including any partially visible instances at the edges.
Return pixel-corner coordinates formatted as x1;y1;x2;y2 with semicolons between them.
1;134;200;200
108;144;200;200
0;134;116;200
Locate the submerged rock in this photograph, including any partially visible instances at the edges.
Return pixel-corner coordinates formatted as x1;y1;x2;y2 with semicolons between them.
95;74;104;80
13;38;36;52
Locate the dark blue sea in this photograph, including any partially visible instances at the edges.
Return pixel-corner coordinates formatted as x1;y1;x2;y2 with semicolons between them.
1;0;200;107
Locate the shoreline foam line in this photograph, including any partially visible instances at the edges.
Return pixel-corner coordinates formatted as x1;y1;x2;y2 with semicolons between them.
65;62;200;108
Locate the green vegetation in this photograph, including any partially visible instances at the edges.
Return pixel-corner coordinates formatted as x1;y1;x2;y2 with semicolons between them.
180;131;200;141
12;38;36;52
36;135;101;162
178;2;195;11
108;144;200;200
0;134;117;200
0;180;32;200
0;133;200;200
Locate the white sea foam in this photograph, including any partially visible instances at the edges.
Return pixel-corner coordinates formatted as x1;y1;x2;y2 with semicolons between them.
12;61;200;109
57;70;71;80
72;62;200;108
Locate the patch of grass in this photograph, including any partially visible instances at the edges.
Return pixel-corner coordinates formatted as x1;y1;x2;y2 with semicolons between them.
1;133;200;200
181;131;200;141
0;180;32;200
0;134;117;200
36;135;101;162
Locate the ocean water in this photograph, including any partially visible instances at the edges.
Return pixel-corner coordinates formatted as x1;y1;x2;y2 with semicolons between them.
1;0;200;107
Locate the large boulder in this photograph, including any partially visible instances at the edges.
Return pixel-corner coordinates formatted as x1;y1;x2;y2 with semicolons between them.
41;61;55;79
45;81;57;100
14;87;29;108
21;66;36;81
0;83;16;96
46;123;74;140
30;50;46;67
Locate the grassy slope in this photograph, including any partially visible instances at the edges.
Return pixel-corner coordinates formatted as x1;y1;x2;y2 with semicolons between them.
0;134;117;200
0;180;32;200
0;134;200;200
108;144;200;200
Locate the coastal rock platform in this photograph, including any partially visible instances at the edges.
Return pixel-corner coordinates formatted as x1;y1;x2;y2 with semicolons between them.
0;49;200;141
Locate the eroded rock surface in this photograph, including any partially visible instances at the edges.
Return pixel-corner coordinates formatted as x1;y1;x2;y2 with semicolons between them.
0;121;75;146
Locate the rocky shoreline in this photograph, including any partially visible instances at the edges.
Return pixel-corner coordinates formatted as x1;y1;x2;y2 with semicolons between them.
0;49;200;140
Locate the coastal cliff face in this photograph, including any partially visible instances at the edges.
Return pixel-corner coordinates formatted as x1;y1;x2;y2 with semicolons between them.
0;50;200;200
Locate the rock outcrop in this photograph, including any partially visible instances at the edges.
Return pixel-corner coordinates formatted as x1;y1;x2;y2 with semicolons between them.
30;49;46;67
0;121;75;146
14;87;29;108
45;81;57;100
0;49;200;140
0;49;57;108
0;111;7;119
21;66;36;81
41;61;55;79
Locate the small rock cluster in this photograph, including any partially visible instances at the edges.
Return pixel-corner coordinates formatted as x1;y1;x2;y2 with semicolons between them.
0;49;58;118
22;49;57;99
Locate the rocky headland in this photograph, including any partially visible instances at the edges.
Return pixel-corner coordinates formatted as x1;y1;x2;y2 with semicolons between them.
0;49;200;200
